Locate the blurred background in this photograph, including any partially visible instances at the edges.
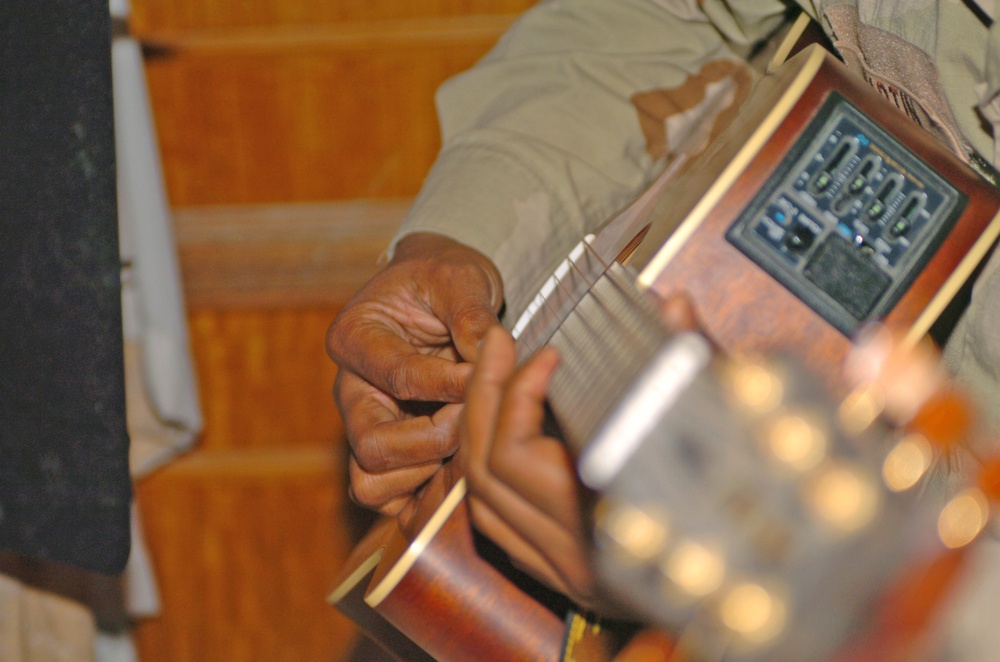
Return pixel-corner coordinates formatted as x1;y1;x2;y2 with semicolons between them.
125;1;534;660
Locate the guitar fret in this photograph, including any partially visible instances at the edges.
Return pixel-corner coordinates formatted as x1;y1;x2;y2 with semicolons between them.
511;234;600;351
547;262;671;453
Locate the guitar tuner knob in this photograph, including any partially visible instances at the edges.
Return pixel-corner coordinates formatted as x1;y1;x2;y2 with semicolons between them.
724;360;784;414
938;488;989;549
765;412;827;472
595;499;669;566
882;433;933;492
837;384;886;434
805;462;880;533
661;539;726;598
717;581;787;645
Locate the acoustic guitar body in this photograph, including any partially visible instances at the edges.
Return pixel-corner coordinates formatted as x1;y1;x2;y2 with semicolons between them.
330;470;568;662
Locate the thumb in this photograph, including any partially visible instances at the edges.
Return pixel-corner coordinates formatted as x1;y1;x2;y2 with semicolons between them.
450;300;503;363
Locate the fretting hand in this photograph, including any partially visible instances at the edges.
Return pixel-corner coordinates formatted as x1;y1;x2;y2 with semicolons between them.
327;233;503;520
462;295;700;612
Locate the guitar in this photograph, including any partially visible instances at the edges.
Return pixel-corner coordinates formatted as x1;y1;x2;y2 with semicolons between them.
329;15;1000;661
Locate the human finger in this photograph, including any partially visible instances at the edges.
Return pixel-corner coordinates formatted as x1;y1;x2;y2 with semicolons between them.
468;477;596;605
461;326;518;472
488;347;584;531
467;494;576;598
462;330;595;601
846;325;944;424
654;291;700;333
336;371;462;472
399;232;503;363
440;290;504;364
347;454;442;513
330;312;474;403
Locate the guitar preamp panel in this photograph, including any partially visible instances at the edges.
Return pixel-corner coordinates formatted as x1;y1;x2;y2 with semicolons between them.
726;92;967;335
635;43;1000;395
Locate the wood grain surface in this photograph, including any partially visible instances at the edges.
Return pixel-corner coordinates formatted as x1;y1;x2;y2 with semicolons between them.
129;0;528;657
133;307;370;661
131;0;536;32
173;200;406;308
136;10;530;206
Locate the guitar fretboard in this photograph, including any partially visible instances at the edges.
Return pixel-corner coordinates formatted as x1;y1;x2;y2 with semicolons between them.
509;239;704;465
545;264;667;454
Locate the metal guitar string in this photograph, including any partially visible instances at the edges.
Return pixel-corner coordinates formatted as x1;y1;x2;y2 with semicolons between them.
508;230;682;456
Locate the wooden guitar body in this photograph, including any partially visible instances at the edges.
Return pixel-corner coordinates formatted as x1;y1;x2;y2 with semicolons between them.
330;470;569;661
331;22;1000;661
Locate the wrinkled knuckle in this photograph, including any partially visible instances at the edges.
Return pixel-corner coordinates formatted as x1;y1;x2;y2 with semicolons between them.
353;435;391;473
435;427;461;458
347;469;383;511
325;313;354;362
450;303;492;332
347;482;381;511
387;357;420;401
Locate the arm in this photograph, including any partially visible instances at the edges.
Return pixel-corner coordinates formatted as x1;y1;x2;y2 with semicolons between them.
398;0;790;323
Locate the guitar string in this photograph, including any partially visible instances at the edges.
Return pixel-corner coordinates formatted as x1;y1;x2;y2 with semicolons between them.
512;227;664;361
519;234;666;363
520;240;774;659
512;248;586;358
519;243;609;397
504;235;740;639
509;245;603;428
543;240;657;397
512;234;610;358
575;236;678;353
537;237;680;451
511;245;836;656
512;262;585;359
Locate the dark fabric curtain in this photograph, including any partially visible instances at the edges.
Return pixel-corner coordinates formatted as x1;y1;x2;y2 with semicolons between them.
0;0;131;574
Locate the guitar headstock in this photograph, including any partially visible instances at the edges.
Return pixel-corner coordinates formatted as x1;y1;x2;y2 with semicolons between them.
584;332;990;661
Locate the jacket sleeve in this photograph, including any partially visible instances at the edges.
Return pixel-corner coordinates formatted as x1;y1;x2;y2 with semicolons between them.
393;0;790;322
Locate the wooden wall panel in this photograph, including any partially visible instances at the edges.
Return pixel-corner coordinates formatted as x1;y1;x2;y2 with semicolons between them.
134;308;366;661
144;37;494;205
129;1;534;659
133;449;359;662
136;11;533;206
173;200;405;308
187;307;342;451
132;0;536;32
